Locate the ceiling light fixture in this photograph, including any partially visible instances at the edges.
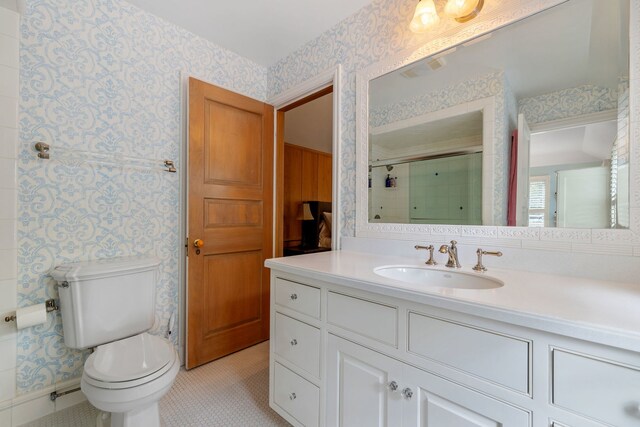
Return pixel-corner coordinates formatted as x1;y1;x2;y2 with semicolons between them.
444;0;484;22
409;0;440;33
410;0;485;33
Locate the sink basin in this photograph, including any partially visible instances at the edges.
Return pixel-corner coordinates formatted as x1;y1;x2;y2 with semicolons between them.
373;265;503;290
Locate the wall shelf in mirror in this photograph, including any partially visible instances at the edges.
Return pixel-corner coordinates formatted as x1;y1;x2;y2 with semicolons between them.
356;0;639;254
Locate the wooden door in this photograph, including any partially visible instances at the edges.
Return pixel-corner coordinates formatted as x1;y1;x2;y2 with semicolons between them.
187;77;273;369
326;335;403;426
557;166;610;228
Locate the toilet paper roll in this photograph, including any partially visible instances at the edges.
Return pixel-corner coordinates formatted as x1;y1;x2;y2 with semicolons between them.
16;303;47;329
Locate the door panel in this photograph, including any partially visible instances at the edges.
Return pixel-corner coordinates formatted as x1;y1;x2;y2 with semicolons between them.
204;251;263;332
317;153;333;202
283;144;303;246
187;77;273;368
205;97;263;185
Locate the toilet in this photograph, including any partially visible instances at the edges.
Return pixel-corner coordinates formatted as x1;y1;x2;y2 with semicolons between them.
52;256;179;427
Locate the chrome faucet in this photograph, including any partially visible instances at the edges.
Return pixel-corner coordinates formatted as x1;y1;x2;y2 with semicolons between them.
473;248;503;272
439;240;461;268
415;244;437;265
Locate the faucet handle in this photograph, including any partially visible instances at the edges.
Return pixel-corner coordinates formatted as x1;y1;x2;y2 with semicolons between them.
473;248;503;272
415;245;437;265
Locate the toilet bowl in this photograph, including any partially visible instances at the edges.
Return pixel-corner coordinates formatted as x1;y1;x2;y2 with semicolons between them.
81;333;179;427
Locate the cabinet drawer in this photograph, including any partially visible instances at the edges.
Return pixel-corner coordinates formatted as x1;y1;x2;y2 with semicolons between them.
408;312;530;393
275;278;320;319
275;313;321;378
274;362;319;427
327;292;397;347
552;349;640;427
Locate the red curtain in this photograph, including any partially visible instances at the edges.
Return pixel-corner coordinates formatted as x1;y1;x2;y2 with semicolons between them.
507;130;518;226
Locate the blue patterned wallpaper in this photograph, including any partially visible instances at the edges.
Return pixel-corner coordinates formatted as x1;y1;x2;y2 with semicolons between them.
268;0;427;237
267;0;550;233
17;0;266;393
370;72;505;127
518;84;618;124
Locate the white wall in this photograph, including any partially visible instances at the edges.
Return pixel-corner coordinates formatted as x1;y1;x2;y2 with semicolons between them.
284;92;333;153
0;7;19;418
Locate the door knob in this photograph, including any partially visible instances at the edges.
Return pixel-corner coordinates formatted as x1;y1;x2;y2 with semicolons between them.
193;239;204;248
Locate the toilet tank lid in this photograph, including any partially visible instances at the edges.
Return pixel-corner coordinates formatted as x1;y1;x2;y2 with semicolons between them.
51;256;161;282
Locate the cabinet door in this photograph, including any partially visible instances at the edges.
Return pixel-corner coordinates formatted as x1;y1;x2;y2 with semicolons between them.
402;364;529;427
327;335;403;427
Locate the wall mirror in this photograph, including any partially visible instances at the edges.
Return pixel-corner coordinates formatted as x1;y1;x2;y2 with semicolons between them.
360;0;631;231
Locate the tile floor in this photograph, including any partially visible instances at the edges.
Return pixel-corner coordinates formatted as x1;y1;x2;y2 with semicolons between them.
22;341;290;427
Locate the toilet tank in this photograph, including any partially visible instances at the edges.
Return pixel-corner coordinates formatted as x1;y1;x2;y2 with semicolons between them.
51;256;161;349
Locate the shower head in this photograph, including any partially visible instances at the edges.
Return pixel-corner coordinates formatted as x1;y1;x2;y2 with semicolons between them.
386;165;394;172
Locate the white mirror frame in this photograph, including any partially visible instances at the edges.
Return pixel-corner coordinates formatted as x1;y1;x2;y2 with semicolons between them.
356;0;640;255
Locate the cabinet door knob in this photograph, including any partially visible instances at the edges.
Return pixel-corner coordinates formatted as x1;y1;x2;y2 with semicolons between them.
290;338;298;346
290;293;298;300
289;392;296;400
402;387;413;400
388;381;399;392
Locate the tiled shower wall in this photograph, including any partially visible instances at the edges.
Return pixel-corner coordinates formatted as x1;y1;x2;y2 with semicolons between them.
0;6;19;418
0;7;19;416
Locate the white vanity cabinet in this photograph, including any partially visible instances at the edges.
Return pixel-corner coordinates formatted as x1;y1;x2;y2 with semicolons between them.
270;277;322;427
327;334;528;427
267;267;640;427
326;335;404;426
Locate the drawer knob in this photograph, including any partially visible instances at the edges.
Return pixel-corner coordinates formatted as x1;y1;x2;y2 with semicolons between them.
402;387;413;400
289;392;296;400
290;338;298;346
290;293;298;300
388;381;399;392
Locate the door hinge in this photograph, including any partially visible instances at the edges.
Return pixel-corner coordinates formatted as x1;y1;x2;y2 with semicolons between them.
185;237;189;257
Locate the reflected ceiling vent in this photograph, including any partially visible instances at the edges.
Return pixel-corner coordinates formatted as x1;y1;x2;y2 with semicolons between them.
400;57;446;78
428;57;447;70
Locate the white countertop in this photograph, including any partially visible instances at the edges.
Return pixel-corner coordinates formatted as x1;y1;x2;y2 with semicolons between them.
266;250;640;353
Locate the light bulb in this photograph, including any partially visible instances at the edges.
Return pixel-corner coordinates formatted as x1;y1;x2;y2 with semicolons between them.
409;0;440;33
444;0;484;22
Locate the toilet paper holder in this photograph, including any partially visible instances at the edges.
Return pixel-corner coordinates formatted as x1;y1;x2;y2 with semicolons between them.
4;299;58;323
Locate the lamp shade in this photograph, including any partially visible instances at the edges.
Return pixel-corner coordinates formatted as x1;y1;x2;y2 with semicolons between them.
296;202;315;221
409;0;440;33
444;0;484;22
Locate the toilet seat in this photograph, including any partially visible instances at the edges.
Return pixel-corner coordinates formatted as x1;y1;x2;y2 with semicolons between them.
83;333;177;390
